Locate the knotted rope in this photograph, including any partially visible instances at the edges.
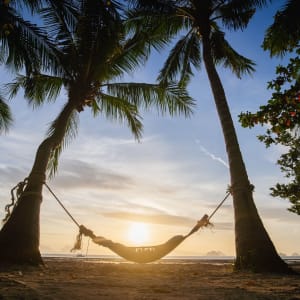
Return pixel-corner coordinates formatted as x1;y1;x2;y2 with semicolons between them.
2;173;46;224
2;178;28;224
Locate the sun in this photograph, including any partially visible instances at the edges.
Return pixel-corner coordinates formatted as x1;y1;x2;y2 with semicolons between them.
127;222;149;245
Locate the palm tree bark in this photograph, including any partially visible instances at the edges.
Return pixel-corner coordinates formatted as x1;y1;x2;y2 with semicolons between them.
201;35;291;273
0;101;77;265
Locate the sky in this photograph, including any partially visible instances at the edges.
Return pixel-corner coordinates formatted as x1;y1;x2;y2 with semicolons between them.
0;1;299;258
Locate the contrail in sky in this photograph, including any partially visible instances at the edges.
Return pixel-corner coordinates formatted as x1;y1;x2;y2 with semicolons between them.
195;140;229;169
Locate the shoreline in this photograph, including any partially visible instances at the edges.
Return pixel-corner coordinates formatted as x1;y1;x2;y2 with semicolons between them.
1;257;300;299
41;253;300;262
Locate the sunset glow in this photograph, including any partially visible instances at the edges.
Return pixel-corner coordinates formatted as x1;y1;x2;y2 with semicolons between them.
127;222;150;245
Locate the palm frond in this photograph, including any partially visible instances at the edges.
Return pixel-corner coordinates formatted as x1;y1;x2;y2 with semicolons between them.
1;7;59;74
210;27;255;77
0;95;13;133
10;0;44;13
96;92;143;140
128;0;176;13
46;108;79;178
72;0;124;82
105;82;195;117
40;0;78;51
158;30;201;85
105;34;150;80
126;9;186;39
216;0;270;31
218;5;255;31
6;74;64;107
263;0;300;56
125;0;191;65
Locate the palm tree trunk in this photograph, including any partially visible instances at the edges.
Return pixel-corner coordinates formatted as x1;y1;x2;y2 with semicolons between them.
201;36;291;273
0;101;77;265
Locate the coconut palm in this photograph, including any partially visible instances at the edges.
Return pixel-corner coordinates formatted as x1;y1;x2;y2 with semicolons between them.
127;0;292;272
0;0;194;265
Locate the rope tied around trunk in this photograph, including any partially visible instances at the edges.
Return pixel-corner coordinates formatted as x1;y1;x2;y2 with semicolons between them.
2;173;46;224
2;178;29;224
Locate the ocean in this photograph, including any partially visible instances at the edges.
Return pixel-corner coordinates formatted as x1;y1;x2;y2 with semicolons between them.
42;253;300;265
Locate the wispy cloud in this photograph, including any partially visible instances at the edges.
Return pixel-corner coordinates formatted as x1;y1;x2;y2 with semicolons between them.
101;210;233;231
0;166;28;184
103;211;193;226
259;206;300;224
51;159;134;191
195;140;229;169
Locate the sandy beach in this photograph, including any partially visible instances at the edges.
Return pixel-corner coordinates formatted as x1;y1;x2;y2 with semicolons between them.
0;258;299;299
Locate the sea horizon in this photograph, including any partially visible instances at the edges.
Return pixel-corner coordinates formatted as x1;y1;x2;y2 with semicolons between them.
41;253;300;265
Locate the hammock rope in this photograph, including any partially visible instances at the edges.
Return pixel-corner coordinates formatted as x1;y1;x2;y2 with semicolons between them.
44;183;80;228
44;182;231;263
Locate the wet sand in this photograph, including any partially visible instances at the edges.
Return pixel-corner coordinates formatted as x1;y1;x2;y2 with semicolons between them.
0;258;299;299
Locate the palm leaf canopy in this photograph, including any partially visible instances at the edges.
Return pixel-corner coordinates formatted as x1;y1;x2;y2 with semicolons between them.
127;0;270;84
7;0;195;175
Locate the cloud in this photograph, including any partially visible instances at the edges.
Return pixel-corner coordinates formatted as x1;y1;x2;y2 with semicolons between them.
210;222;233;231
205;250;226;256
259;206;300;224
51;159;134;191
103;211;193;226
49;156;198;202
0;166;28;184
195;140;229;169
101;210;233;231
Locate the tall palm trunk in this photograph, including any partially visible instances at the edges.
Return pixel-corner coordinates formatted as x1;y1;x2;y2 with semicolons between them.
201;36;290;272
0;101;77;265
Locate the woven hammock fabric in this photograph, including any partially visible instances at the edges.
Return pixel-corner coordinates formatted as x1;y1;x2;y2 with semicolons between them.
93;235;187;263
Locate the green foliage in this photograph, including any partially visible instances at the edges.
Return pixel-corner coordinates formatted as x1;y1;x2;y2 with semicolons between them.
239;49;300;214
263;0;300;56
6;74;63;107
47;108;79;178
0;94;12;133
0;0;58;74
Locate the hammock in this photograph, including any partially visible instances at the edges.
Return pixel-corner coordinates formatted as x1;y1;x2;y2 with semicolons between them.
4;180;230;263
43;182;230;263
78;214;210;263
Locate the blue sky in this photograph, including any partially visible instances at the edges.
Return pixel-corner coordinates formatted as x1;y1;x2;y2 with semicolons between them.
0;1;299;257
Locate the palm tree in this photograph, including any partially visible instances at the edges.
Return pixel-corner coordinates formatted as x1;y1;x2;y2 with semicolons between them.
0;0;194;265
127;0;292;272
